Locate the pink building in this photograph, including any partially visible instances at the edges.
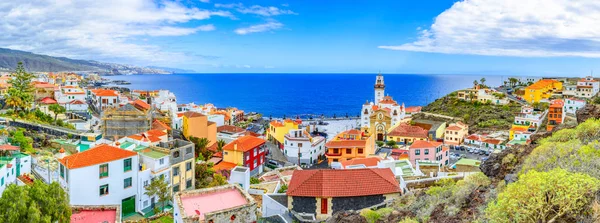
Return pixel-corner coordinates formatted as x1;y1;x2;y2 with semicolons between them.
408;141;449;166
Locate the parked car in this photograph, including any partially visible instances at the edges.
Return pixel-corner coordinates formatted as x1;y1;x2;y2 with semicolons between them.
484;151;491;156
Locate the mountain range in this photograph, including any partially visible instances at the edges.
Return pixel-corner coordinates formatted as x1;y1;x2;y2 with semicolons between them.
0;47;175;75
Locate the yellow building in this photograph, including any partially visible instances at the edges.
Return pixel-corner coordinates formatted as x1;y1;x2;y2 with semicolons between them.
523;79;563;103
325;129;375;165
182;111;217;146
266;119;299;148
387;123;429;145
367;108;392;141
164;139;196;194
222;135;267;175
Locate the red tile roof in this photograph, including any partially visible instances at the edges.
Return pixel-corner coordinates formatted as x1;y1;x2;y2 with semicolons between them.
405;106;422;113
91;89;119;97
58;144;137;169
446;125;462;131
132;99;150;111
0;144;20;151
388;123;428;138
69;100;86;105
287;169;400;197
340;157;382;168
39;97;57;104
223;135;266;152
183;111;204;118
213;161;238;172
379;96;398;104
217;125;246;134
343;129;362;135
409;140;442;149
152;120;172;131
270;121;284;128
466;134;482;141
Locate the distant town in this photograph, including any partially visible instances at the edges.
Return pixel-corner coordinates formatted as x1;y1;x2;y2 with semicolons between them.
0;62;597;223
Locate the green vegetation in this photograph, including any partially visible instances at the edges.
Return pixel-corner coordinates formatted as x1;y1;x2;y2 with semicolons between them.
0;181;71;223
250;177;261;184
360;207;394;223
144;175;170;213
393;173;491;221
208;173;228;187
189;137;212;161
278;184;288;193
195;162;216;189
48;104;66;122
2;109;75;129
151;215;174;223
5;62;34;112
421;93;521;131
9;129;34;153
486;169;599;223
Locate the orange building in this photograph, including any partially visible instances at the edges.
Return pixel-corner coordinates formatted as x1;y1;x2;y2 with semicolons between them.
547;99;565;131
182;111;217;146
324;129;375;165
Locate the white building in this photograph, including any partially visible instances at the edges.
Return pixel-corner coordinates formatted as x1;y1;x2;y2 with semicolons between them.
0;147;32;195
136;147;171;214
283;129;326;166
563;84;577;97
576;76;599;98
229;166;250;191
58;144;140;217
152;90;177;113
514;106;544;128
361;74;407;128
565;98;586;114
89;89;121;113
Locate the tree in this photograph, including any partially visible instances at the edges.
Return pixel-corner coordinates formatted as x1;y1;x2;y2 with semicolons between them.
386;140;396;147
0;181;71;223
250;177;261;184
473;80;478;87
48;104;66;122
144;175;170;212
480;77;486;86
217;139;226;152
190;137;211;160
208;173;228;187
486;169;600;223
195;162;216;189
6;62;35;112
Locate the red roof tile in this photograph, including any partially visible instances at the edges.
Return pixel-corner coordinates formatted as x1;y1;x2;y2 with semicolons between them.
69;100;85;105
388;123;428;138
183;111;204;118
152;120;172;131
39;97;57;104
446;125;462;131
132;99;150;111
405;106;422;113
0;144;20;151
223;135;266;152
325;140;367;149
213;161;238;171
287;169;400;197
58;144;137;169
91;89;119;97
217;125;246;134
340;157;382;168
409;140;442;149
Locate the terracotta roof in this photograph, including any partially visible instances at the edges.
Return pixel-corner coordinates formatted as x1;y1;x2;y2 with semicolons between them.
132;99;150;111
64;91;85;95
405;106;421;113
39;97;57;104
33;82;55;89
270;121;284;128
446;125;462;131
466;134;482;141
577;85;593;88
223;135;266;152
69;100;86;105
409;140;442;149
183;111;204;118
388;123;428;138
379;96;398;104
344;129;362;135
0;144;20;151
287;169;400;197
146;129;168;137
325;140;366;148
152;120;172;131
58;144;137;169
91;89;119;97
217;125;246;134
213;161;238;171
510;126;529;132
483;139;502;145
340;157;382;168
550;99;564;107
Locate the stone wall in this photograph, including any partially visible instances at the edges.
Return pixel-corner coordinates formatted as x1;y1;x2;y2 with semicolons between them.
174;184;257;223
331;195;386;213
290;196;317;214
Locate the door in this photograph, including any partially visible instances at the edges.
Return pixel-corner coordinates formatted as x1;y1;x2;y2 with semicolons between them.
377;133;383;141
321;198;328;214
122;196;136;217
151;197;155;208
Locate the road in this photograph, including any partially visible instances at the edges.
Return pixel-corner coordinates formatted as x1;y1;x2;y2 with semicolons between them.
420;112;462;120
495;86;528;105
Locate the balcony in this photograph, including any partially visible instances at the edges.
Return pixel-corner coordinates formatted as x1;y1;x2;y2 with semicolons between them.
326;151;342;157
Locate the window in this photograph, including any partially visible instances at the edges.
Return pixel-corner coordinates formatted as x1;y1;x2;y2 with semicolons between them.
99;164;109;178
99;184;109;196
186;179;192;189
159;158;164;165
424;149;429;155
415;149;421;155
358;149;363;154
143;200;149;207
346;149;352;154
173;151;180;158
124;158;132;172
124;177;132;188
173;167;180;176
173;185;180;192
186;162;192;171
333;149;339;154
144;180;149;187
60;165;65;178
298;143;303;148
186;146;192;154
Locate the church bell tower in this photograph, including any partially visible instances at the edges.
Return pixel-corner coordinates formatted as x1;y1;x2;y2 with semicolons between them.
374;73;385;103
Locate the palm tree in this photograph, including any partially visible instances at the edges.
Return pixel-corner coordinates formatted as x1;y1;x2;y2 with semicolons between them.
473;80;479;88
48;104;66;122
191;137;211;159
480;78;486;86
468;92;475;102
217;139;226;152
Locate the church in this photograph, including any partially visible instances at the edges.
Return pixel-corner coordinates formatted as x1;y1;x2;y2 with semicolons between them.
360;74;407;141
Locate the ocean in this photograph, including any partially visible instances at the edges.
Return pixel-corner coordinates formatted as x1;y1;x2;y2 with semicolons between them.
104;73;504;118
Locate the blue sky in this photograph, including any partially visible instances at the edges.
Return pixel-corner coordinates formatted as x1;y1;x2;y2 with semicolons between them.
2;0;600;76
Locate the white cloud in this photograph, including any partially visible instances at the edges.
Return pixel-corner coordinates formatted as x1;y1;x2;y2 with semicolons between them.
379;0;600;58
0;0;232;65
215;3;296;16
199;0;210;3
234;22;283;35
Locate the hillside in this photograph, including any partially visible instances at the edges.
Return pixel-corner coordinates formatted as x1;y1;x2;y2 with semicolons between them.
419;92;521;132
0;47;172;75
